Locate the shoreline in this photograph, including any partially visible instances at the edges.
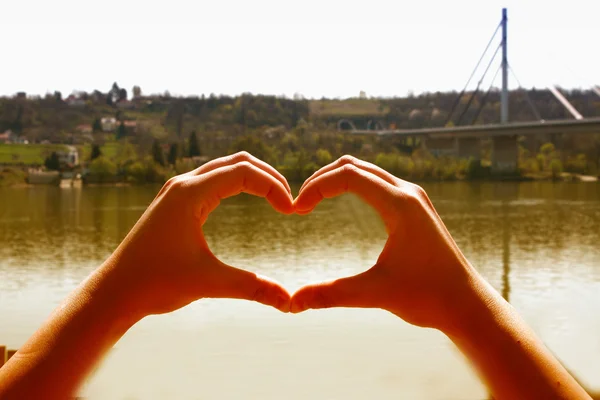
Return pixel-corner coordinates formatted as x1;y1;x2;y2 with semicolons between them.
2;173;597;188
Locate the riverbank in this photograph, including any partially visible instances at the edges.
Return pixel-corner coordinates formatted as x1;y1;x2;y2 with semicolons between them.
1;166;597;188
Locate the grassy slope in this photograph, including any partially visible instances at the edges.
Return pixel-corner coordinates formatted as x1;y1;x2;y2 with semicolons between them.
0;142;123;166
0;144;68;165
77;142;121;162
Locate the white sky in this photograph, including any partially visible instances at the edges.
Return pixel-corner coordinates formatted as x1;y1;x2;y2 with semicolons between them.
1;0;598;99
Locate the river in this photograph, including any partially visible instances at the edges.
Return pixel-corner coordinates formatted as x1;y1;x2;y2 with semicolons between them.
1;182;599;399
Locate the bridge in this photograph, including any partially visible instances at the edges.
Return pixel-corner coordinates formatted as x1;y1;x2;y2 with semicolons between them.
346;9;600;174
353;118;600;173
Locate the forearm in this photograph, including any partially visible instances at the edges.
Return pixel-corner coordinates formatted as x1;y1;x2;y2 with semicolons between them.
445;275;590;400
0;263;141;399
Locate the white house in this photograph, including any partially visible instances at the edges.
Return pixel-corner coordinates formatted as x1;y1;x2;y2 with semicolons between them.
101;117;117;132
57;148;79;166
66;95;86;107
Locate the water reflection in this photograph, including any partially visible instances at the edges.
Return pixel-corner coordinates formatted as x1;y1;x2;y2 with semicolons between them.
0;182;599;399
501;209;511;302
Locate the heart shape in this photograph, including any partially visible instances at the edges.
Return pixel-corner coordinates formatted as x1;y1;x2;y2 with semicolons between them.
104;151;474;336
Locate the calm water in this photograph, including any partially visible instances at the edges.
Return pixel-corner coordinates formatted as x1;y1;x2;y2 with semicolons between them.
1;182;599;399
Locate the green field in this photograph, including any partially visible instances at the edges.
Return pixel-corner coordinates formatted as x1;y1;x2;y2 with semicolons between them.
77;142;121;161
0;144;68;165
0;142;125;166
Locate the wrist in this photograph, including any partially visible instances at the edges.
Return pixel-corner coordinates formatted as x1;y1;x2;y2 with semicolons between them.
85;255;147;328
439;269;507;341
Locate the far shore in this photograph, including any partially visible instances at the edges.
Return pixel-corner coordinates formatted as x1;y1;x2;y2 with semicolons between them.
2;172;598;189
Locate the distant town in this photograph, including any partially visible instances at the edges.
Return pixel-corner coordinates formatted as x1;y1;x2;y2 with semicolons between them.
0;83;599;186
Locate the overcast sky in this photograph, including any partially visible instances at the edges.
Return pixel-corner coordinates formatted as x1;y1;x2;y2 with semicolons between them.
1;0;598;99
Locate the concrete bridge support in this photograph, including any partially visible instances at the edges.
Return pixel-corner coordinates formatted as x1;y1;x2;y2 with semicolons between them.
457;137;481;160
491;135;519;174
424;137;458;157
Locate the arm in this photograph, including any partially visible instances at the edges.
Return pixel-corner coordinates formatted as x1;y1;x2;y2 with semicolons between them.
448;279;588;399
0;152;293;400
291;155;590;400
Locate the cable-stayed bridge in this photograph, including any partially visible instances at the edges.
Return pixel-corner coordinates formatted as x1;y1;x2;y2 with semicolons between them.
347;9;600;174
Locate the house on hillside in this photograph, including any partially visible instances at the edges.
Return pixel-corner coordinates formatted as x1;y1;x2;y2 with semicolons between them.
66;95;85;107
101;117;117;132
123;120;138;134
57;148;79;167
76;124;93;134
0;130;28;144
0;130;15;144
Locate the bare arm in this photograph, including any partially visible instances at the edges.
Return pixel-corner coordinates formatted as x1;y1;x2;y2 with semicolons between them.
0;152;293;399
291;155;590;400
448;272;590;399
0;267;140;399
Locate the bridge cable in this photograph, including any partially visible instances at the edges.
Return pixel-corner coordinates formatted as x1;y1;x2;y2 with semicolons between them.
508;64;542;121
455;42;502;125
444;21;502;126
470;65;502;125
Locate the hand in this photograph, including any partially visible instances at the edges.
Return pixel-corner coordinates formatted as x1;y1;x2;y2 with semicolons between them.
98;152;294;318
291;155;479;332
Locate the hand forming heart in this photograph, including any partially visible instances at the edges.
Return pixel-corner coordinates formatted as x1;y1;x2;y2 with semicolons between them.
290;155;476;333
100;151;295;318
102;152;477;334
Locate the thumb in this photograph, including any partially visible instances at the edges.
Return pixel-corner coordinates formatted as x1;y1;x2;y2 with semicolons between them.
290;269;378;313
208;263;292;313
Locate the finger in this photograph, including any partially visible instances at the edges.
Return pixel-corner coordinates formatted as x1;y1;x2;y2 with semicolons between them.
290;269;378;313
191;161;294;215
211;264;291;312
300;155;398;192
294;164;398;219
192;152;291;195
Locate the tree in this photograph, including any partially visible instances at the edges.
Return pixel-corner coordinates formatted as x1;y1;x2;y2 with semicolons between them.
152;139;166;166
118;88;128;102
316;148;333;166
188;131;201;157
115;140;138;167
116;122;126;140
88;156;117;183
44;152;60;170
132;86;142;98
92;118;102;133
229;135;277;166
91;144;102;160
12;106;23;134
107;82;120;105
167;142;180;165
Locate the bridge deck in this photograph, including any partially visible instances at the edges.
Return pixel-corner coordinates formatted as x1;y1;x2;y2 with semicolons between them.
351;117;600;138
